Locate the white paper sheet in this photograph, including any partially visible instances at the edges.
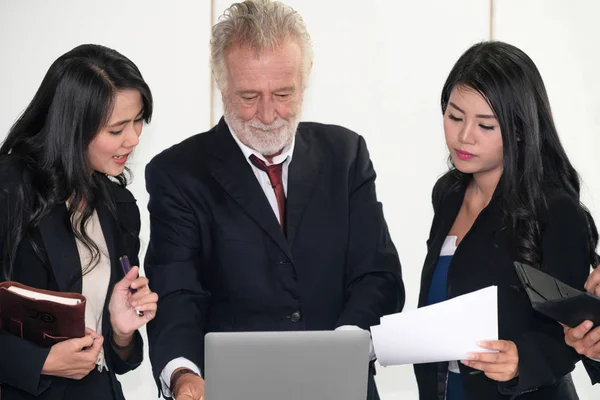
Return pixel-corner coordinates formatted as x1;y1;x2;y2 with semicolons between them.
7;286;81;305
371;286;498;366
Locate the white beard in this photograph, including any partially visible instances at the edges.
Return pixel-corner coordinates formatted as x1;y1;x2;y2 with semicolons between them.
224;104;300;156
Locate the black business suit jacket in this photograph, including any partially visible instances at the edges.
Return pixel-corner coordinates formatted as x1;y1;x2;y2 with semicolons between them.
0;157;144;400
144;118;404;396
414;172;598;399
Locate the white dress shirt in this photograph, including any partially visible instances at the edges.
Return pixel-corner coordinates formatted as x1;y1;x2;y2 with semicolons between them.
160;127;374;396
230;127;295;224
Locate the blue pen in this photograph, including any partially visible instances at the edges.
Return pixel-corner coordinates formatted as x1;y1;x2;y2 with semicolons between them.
119;255;144;317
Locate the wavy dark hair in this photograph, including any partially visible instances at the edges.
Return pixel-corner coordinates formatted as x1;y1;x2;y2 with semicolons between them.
440;41;599;268
1;44;152;280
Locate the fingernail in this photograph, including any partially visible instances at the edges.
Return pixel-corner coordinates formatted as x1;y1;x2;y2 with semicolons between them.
467;353;476;360
131;301;138;307
585;321;593;330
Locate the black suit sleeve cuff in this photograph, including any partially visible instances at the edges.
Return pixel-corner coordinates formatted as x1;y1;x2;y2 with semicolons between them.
583;357;600;385
498;333;576;396
0;330;52;395
106;329;144;375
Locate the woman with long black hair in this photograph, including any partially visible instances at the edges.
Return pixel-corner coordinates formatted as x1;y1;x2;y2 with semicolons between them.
0;44;158;400
414;41;599;399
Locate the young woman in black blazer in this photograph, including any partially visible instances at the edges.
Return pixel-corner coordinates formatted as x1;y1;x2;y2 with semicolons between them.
414;41;599;400
0;44;158;400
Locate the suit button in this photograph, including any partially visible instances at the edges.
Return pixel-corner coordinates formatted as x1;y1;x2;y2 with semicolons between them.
291;311;301;322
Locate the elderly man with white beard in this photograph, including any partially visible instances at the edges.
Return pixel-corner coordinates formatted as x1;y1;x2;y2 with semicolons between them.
143;1;404;399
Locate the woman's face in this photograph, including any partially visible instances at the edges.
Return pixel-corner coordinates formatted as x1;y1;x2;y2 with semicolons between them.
444;85;503;178
87;89;144;176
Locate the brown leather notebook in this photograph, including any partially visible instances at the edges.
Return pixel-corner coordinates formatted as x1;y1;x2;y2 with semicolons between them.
0;281;86;347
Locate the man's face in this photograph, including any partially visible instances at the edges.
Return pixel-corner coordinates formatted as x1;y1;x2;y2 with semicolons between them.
222;40;304;157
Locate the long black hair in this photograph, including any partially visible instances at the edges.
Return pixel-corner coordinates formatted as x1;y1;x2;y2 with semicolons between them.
1;44;153;280
440;41;599;268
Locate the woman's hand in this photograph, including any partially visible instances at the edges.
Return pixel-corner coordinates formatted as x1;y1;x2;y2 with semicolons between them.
108;265;158;342
461;340;519;382
41;328;103;380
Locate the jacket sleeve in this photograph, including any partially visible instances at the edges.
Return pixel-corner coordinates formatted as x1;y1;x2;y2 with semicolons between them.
499;194;590;395
0;183;53;395
335;135;404;330
583;358;600;385
105;329;144;375
144;160;211;395
105;195;144;374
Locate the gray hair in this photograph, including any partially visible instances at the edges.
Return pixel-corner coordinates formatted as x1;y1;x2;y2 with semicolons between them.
210;0;314;92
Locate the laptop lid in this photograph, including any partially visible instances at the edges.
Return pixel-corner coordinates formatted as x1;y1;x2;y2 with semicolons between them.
204;330;371;400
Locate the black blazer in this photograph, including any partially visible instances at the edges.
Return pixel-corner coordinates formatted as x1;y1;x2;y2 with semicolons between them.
414;172;597;400
0;157;144;400
145;118;404;394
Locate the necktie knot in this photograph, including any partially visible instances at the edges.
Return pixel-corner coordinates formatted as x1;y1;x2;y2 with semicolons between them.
249;155;284;188
249;154;286;230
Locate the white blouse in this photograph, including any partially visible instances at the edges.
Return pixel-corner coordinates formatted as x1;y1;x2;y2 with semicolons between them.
72;209;111;372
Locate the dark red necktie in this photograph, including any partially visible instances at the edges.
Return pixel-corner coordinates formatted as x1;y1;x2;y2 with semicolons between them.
249;154;286;230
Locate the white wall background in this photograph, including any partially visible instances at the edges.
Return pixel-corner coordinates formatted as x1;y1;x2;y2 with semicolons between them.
1;0;599;398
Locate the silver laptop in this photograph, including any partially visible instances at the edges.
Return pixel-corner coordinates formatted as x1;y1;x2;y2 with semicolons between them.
204;330;371;400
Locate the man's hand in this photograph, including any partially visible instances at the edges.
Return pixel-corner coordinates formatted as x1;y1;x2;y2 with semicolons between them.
173;370;205;400
563;267;600;359
564;321;600;359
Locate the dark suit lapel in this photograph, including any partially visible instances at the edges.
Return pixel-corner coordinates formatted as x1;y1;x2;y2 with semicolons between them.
286;129;321;248
209;119;293;261
96;200;124;336
38;204;83;293
96;201;120;286
418;186;465;307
